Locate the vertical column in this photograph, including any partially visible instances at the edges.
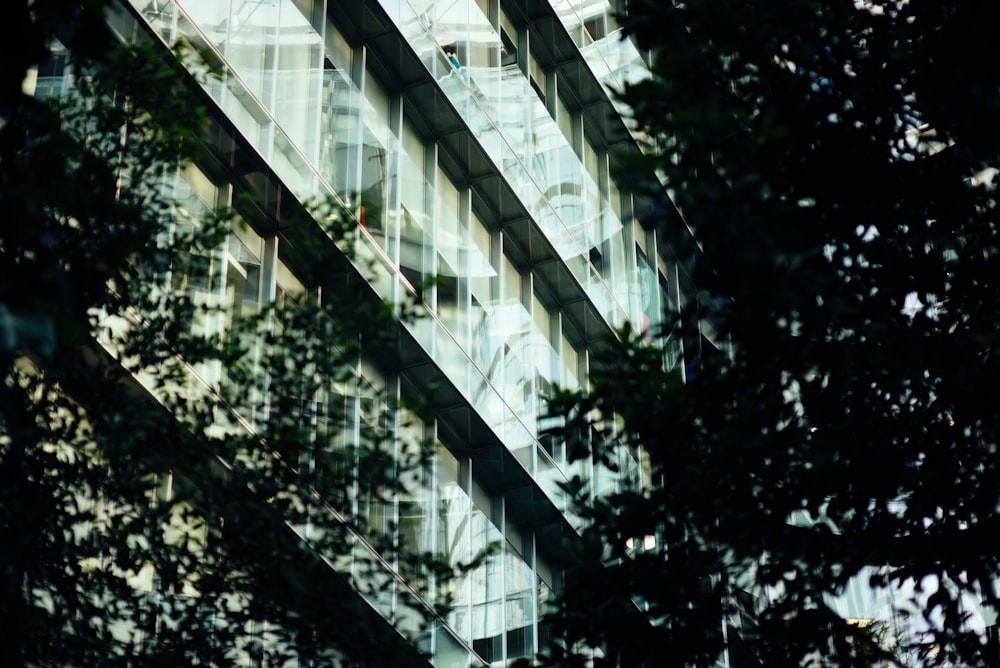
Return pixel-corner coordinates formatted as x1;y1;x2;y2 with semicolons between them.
523;271;538;472
387;372;402;622
516;24;529;79
459;187;473;353
424;135;439;316
529;532;539;659
492;229;506;444
261;235;279;304
350;44;367;223
387;90;404;304
458;453;473;643
545;70;558;119
493;494;508;663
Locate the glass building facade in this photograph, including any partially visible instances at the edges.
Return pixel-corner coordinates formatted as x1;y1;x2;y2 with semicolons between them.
91;0;691;664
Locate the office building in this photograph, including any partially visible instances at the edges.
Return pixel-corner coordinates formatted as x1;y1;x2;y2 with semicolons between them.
60;0;692;664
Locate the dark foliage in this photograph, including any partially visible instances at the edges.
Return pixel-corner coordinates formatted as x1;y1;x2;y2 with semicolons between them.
545;2;1000;667
1;2;439;666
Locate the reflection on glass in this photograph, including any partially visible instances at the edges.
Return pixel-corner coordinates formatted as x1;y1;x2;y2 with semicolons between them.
229;0;279;108
379;0;638;337
469;504;503;663
360;136;390;248
399;121;430;291
223;230;263;393
319;56;360;197
357;378;392;543
435;167;465;346
397;409;431;593
272;3;323;167
505;544;535;659
436;445;471;639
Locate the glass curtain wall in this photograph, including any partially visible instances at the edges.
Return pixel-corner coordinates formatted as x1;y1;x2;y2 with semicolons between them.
132;0;608;487
379;0;643;334
552;0;650;123
125;2;628;663
163;162;566;666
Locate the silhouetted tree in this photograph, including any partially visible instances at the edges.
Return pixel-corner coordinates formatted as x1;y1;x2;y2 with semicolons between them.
1;2;437;666
545;2;1000;667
